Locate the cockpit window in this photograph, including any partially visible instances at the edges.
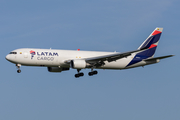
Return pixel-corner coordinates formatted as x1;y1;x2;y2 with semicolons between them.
9;52;17;54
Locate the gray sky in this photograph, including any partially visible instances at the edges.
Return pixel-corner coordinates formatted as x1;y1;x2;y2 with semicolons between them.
1;0;179;120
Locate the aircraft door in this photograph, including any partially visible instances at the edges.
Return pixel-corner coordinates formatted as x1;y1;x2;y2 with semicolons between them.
24;52;28;58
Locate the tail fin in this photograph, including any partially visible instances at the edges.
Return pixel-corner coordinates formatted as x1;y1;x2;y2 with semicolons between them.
138;27;163;50
137;27;163;58
126;28;163;67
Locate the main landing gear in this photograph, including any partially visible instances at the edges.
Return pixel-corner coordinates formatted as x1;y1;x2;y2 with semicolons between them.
88;68;98;76
75;69;84;78
88;71;98;76
74;69;98;78
16;64;21;73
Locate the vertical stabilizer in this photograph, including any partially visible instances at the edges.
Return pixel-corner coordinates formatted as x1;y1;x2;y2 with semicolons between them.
138;27;163;50
126;28;163;67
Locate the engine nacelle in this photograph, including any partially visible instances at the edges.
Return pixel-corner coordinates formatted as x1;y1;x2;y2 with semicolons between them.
145;59;160;65
70;59;86;69
47;67;69;72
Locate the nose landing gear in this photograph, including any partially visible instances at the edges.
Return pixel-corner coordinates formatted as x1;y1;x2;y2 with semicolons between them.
16;64;21;73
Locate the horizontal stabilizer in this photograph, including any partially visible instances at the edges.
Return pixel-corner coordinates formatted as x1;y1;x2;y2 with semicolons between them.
144;55;174;62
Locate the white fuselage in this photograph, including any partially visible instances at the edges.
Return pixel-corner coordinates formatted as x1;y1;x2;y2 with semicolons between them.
6;48;145;70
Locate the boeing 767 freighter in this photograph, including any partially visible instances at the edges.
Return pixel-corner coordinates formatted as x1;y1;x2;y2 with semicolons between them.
6;28;173;78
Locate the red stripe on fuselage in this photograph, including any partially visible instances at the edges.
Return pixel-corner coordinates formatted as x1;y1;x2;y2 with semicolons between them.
152;30;161;36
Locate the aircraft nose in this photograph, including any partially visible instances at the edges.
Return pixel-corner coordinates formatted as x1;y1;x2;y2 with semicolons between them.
5;54;10;61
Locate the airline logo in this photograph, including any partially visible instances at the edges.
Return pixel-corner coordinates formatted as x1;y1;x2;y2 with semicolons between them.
30;50;36;59
29;50;59;61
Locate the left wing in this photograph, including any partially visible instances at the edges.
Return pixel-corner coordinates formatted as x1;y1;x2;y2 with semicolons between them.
65;49;145;67
85;49;144;67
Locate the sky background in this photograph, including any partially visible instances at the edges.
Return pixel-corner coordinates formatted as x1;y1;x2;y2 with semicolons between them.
0;0;179;120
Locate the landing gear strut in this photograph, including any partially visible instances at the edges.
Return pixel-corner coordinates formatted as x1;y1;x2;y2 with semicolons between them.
16;64;21;73
75;69;84;78
88;68;98;76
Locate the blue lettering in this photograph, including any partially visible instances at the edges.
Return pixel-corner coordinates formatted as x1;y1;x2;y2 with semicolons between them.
53;53;58;56
36;52;58;57
49;52;53;56
37;52;41;56
41;52;45;56
45;52;48;56
37;57;54;61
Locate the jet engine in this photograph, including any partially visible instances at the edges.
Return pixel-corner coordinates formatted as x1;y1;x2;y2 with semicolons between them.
145;59;160;65
47;67;69;72
70;59;87;69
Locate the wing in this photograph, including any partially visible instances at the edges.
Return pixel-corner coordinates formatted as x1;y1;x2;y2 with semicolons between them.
144;55;174;62
65;49;144;68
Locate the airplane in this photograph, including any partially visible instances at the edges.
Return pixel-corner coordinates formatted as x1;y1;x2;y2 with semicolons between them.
5;27;174;78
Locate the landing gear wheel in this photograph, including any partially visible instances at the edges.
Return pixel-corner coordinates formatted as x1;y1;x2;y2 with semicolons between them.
88;70;98;76
17;70;21;73
93;71;98;75
75;72;84;78
88;72;94;76
75;69;84;78
79;72;84;76
16;64;21;73
75;74;80;78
